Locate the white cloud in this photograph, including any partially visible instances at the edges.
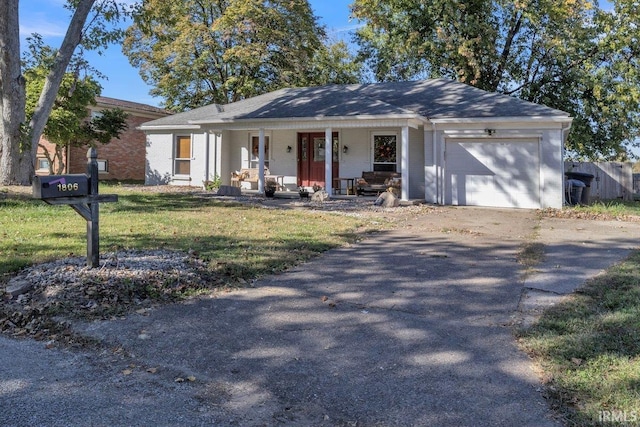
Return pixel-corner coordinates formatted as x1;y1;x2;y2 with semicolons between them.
20;17;67;38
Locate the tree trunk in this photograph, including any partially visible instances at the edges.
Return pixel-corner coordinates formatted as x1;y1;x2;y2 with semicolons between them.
0;0;96;185
0;0;27;185
28;0;96;182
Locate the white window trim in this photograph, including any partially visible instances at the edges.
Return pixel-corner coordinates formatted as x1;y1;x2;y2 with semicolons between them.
36;158;50;171
174;135;192;177
371;131;399;171
249;132;271;168
97;159;108;173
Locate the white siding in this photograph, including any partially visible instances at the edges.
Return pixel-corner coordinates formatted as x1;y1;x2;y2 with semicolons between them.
145;133;174;185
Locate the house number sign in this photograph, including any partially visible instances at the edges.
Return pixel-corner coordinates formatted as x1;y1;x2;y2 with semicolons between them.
32;148;118;268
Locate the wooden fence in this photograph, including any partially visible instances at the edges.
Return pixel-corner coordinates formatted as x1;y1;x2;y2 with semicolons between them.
564;161;634;202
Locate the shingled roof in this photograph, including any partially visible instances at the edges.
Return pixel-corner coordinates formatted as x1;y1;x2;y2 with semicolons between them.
141;79;569;129
96;96;171;118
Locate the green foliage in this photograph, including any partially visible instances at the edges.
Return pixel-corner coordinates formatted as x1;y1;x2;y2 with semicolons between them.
23;35;128;174
204;174;222;190
351;0;640;161
123;0;361;111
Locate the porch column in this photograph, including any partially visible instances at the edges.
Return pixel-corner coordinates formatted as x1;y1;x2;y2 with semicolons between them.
214;132;222;182
258;128;265;193
401;125;409;201
325;127;332;196
203;131;210;186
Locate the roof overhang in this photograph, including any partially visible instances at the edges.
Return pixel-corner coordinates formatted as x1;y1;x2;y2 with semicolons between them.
429;116;573;124
138;124;202;131
189;114;427;131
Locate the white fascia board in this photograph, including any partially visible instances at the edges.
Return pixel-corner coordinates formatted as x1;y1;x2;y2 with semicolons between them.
189;114;427;129
429;116;573;125
138;124;202;131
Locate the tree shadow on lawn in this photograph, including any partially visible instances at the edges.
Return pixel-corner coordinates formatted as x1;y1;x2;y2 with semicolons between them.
104;192;250;213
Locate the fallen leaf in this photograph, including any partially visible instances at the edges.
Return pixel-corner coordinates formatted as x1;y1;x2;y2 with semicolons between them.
187;376;196;382
122;369;133;376
175;377;185;383
321;296;328;302
146;367;158;374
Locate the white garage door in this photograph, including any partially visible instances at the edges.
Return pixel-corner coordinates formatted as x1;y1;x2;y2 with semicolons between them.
445;138;540;209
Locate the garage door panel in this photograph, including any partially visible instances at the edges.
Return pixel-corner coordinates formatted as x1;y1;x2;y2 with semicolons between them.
445;139;540;209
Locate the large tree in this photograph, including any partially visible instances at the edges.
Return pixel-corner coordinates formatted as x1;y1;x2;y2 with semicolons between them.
24;37;128;174
0;0;125;185
123;0;361;111
352;0;640;160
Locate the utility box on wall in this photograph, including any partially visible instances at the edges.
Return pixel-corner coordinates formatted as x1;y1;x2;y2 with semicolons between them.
32;174;89;199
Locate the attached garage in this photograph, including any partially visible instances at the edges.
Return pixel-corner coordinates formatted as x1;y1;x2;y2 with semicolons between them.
444;138;541;209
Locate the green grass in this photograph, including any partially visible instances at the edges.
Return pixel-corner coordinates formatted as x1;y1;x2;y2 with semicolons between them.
569;200;640;218
0;186;381;283
518;251;640;426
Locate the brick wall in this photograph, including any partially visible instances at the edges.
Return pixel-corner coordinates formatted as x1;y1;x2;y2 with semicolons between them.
35;97;170;181
67;114;150;181
36;136;67;174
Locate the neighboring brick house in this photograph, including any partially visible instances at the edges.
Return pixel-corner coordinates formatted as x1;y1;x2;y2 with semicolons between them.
36;96;171;181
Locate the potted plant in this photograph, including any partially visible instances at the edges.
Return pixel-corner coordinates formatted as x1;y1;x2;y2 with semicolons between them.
298;186;310;199
203;174;222;192
264;178;278;197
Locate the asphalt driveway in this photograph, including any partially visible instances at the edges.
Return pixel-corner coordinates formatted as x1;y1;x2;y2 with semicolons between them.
2;206;639;426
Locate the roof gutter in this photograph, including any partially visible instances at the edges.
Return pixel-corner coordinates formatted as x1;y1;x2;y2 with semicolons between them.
138;124;202;131
187;113;428;125
430;116;572;124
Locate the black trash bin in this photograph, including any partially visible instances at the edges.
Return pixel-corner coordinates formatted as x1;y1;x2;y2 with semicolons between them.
565;171;595;204
566;179;585;205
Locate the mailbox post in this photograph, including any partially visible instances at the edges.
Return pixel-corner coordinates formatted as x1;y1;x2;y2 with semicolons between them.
33;148;117;268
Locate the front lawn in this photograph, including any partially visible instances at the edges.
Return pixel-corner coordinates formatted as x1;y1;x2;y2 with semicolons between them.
0;186;384;281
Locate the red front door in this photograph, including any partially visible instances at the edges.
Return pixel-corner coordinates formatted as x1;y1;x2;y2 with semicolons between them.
297;132;338;188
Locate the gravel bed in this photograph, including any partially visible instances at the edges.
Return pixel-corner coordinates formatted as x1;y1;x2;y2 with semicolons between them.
1;250;213;345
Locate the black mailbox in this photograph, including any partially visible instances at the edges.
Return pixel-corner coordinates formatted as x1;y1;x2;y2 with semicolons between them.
33;174;89;199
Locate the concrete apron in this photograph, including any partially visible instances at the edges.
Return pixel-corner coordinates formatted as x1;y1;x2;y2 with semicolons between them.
519;217;640;326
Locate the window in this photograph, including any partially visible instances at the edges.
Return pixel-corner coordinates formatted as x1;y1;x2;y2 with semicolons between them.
37;158;50;171
97;160;108;173
313;137;325;161
373;134;397;172
174;135;191;175
250;135;270;168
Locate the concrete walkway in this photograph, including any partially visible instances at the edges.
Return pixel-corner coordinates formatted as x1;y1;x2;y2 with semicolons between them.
2;207;639;426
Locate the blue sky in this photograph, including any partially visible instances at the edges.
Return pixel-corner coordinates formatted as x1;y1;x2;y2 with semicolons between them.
18;0;357;107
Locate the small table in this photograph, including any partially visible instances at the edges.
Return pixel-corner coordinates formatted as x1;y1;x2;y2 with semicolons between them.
333;177;355;195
